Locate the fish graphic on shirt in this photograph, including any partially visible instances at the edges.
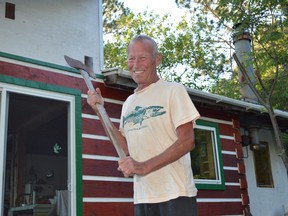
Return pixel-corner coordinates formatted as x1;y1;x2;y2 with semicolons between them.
123;106;166;126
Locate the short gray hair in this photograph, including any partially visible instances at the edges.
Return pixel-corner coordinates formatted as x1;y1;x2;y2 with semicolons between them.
129;35;159;58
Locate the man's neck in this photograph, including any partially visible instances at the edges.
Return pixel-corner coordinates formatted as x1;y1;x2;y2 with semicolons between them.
135;77;160;92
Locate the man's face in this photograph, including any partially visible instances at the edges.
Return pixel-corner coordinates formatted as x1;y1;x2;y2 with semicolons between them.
127;40;161;87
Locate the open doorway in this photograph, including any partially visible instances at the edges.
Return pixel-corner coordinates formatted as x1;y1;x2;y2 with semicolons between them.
4;92;69;215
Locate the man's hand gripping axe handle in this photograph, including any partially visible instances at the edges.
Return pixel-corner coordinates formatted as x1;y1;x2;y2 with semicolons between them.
64;55;126;158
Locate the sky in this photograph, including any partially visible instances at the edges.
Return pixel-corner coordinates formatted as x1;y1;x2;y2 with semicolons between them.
121;0;182;16
104;0;187;41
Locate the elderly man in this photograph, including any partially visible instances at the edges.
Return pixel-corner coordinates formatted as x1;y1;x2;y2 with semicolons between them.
87;35;199;216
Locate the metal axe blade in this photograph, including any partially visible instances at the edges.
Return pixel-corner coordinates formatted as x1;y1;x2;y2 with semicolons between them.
64;55;126;158
64;55;96;79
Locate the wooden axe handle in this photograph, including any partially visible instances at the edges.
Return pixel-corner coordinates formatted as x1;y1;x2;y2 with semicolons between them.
64;55;126;158
81;69;126;158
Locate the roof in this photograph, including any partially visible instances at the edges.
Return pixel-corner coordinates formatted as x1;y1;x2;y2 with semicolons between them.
186;87;288;118
102;68;288;129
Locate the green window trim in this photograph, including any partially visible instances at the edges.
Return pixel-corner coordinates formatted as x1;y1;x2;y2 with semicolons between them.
193;119;225;190
0;74;83;216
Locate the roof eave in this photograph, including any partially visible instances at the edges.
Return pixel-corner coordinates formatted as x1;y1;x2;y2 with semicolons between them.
101;69;288;119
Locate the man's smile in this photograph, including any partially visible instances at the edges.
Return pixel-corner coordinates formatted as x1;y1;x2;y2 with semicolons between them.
134;70;145;74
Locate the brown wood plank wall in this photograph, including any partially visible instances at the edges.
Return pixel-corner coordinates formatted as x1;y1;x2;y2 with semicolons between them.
197;107;250;215
0;61;250;215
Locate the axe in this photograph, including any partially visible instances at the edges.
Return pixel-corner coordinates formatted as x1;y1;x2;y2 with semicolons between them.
64;55;126;158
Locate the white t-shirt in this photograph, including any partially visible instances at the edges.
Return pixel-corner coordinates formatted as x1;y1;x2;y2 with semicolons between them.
120;79;200;204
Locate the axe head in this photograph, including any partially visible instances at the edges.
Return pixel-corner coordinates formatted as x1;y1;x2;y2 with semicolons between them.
64;55;96;79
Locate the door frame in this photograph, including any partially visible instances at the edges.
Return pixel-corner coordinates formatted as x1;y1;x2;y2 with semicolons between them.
0;74;83;216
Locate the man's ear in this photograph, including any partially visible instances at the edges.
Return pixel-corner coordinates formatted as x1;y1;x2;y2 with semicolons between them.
156;53;162;66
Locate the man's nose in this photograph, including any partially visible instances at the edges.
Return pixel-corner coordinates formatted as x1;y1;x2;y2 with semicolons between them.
135;57;141;64
133;58;140;69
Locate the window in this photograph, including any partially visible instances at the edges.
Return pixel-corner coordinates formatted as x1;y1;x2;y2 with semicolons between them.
5;2;15;20
191;119;225;190
253;141;274;187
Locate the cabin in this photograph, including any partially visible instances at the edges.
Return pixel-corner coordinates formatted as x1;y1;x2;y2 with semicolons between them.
1;1;288;216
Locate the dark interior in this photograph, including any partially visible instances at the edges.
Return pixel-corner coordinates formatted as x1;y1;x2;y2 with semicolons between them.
5;92;68;215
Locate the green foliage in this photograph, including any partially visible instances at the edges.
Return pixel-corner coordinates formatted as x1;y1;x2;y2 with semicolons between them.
103;0;132;35
270;71;288;111
103;0;288;111
176;0;288;111
283;133;288;145
210;71;241;99
283;132;288;157
103;0;231;90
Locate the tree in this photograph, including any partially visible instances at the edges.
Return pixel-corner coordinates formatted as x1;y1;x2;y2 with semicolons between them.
103;0;231;90
103;0;288;169
103;0;132;35
175;0;288;109
103;0;287;109
175;0;288;170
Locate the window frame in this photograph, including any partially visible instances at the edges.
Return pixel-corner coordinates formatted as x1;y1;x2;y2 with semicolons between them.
5;2;15;20
253;141;274;188
193;119;225;190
